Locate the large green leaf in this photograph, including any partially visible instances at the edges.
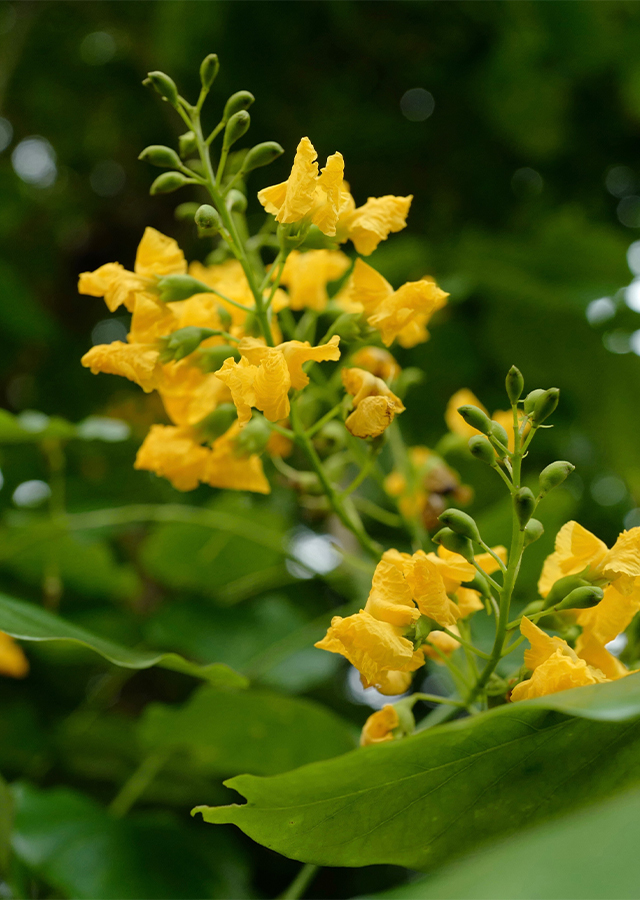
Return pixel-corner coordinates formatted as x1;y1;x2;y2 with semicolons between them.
0;593;246;687
139;686;356;777
194;677;640;871
369;785;640;899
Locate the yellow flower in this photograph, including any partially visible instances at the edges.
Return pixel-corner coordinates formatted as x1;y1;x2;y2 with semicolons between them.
158;363;231;427
338;194;413;257
78;227;186;312
352;346;401;382
342;367;405;439
0;632;29;678
360;704;400;746
279;249;351;311
206;421;270;494
423;626;461;660
511;617;609;701
337;259;448;347
258;137;345;236
129;293;179;344
364;554;421;628
445;390;528;451
369;669;415;696
81;341;162;393
404;552;464;627
575;581;640;679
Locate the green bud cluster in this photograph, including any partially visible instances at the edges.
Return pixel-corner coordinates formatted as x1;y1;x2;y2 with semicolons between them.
438;508;481;544
158;326;219;362
223;110;251;151
457;405;492;435
144;71;180;107
524;518;544;546
199;53;220;91
139;145;182;169
242;141;284;173
514;487;536;529
505;365;524;405
468;434;495;465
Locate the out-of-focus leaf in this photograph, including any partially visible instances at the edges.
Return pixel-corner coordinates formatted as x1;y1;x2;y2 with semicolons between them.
12;783;250;900
0;773;12;876
139;685;356;777
194;678;640;870
367;786;640;900
0;701;49;775
0;593;247;687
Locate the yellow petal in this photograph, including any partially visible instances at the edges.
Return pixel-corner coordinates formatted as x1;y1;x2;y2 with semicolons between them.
474;546;508;576
0;632;29;678
206;422;270;494
81;342;162;393
511;648;609;701
134;227;187;279
279;249;350;311
344;195;413;256
129;293;178;344
280;335;341;389
538;521;609;597
455;588;484;618
445;388;487;439
404;554;461;627
576;581;640;648
257;136;319;224
216;357;257;426
576;635;630;681
424;627;461;659
345;396;399;439
336;258;392;316
159;363;230;427
311;152;345;236
602;528;640;581
78;262;144;313
352;346;401;381
364;558;418;627
134;425;213;491
360;705;399;746
362;669;414;697
368;278;448;347
253;349;291;422
520;616;571;670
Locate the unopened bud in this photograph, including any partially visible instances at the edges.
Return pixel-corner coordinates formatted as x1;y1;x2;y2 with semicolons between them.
432;527;474;562
531;388;560;426
505;365;524;404
197;344;240;373
216;305;233;331
438;508;481;544
199;53;219;90
226;189;247;213
197;403;238;441
489;420;510;456
514;487;536;529
462;572;491;599
539;460;575;495
223;110;250;151
556;585;604;611
242;141;284;172
412;616;433;649
468;435;495;465
524;518;544;546
544;574;591;609
159;326;218;362
458;405;492;435
175;202;199;222
195;204;222;236
223;90;255;122
327;313;365;343
150;171;192;195
155;274;214;302
139;145;182;169
523;389;545;415
144;71;179;107
178;131;198;158
234;413;271;456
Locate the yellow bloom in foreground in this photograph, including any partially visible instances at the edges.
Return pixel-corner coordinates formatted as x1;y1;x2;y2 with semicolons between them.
78;227;186;312
279;249;350;311
337;259;448;347
81;342;162;393
338;194;413;257
342;367;405;438
360;705;400;746
0;632;29;678
511;617;609;701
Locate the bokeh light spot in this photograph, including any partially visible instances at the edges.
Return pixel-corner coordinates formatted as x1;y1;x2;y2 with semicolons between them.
0;117;13;153
91;319;128;345
11;137;57;187
630;329;640;356
586;296;615;325
627;240;640;275
511;167;543;197
590;474;627;507
80;31;116;65
286;528;341;580
617;195;640;228
625;279;640;312
603;329;631;354
605;165;636;198
400;88;435;122
12;480;51;508
624;508;640;529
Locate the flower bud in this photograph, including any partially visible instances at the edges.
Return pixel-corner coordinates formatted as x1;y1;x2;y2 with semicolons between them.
556;585;604;611
144;71;179;107
223;90;255;122
432;527;474;562
524;518;544;546
197;344;240;372
544;574;591;609
150;172;192;195
505;365;524;404
457;405;492;436
514;487;536;529
233;413;272;456
489;420;509;456
197;404;238;441
175;202;200;222
199;53;219;90
531;388;560;426
412;616;433;649
463;572;491;598
195;204;222;237
138;145;182;169
468;435;495;465
223;110;250;151
242;141;285;173
539;460;574;494
226;189;247;213
327;313;365;343
523;389;545;415
155;274;213;302
158;326;218;362
437;508;481;544
178;131;198;158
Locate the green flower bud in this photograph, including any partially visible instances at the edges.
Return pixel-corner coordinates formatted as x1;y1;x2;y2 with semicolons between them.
505;365;524;405
199;53;219;90
197;344;240;373
462;572;491;599
539;460;575;495
391;699;416;737
514;487;536;529
158;326;218;362
138;145;182;169
523;389;545;415
223;90;255;122
457;405;492;436
242;141;285;172
326;313;365;343
544;574;591;609
195;204;222;237
412;616;433;649
556;585;604;611
175;202;200;222
150;171;192;195
489;420;510;455
524;518;544;546
144;71;179;107
223;110;250;151
531;388;560;426
197;403;238;441
233;413;272;456
178;131;198;158
226;189;247;213
432;527;474;562
438;508;481;544
468;435;495;465
155;274;214;303
216;305;232;331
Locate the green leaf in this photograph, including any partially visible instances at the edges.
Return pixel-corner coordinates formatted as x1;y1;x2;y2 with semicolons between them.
368;785;640;899
11;783;250;900
139;686;356;777
0;593;247;687
194;678;640;870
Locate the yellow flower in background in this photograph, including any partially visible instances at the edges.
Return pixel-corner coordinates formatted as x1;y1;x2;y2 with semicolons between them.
342;367;405;439
360;705;400;746
258;137;345;236
81;342;162;393
511;617;610;701
337;259;448;348
352;346;401;382
0;632;29;678
338;194;413;256
279;249;351;311
158;363;231;427
445;389;527;451
423;626;461;661
78;227;186;312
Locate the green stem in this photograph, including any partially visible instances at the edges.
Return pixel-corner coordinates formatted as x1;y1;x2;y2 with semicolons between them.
306;402;343;438
109;752;169;818
278;863;319;900
478;540;508;574
440;625;491;660
340;444;381;499
409;692;465;708
353;497;402;528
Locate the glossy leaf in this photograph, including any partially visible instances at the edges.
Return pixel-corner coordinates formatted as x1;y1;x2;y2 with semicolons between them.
194;678;640;870
0;593;247;687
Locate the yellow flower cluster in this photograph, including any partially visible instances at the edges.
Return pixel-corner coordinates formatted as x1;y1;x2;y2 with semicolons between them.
316;544;505;694
384;446;473;529
341;367;405;439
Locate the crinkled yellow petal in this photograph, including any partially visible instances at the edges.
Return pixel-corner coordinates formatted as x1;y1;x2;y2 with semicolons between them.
335;258;392;316
129;293;178;344
134;227;187;279
257;136;319;224
169;293;227;333
78;263;144;313
0;632;29;678
364;558;418;627
159;363;230;427
311;152;345;236
576;581;640;648
511;648;609;701
134;425;212;491
602;527;640;581
368;278;448;347
344;195;413;256
520;616;571;670
360;705;399;746
342;367;405;411
352;346;401;381
432;546;476;592
253;349;291;422
279;249;351;311
445;388;487;439
404;554;461;628
206;422;270;494
538;521;609;597
362;669;414;697
576;635;631;681
216;357;257;427
345;396;399;439
280;335;341;390
81;342;162;393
